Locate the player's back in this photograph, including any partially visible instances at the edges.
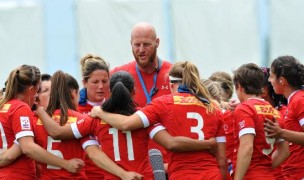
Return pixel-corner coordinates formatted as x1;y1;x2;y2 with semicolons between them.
98;121;153;180
155;93;224;177
33;109;86;179
234;98;280;176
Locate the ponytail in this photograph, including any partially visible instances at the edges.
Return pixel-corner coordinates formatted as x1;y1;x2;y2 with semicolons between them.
102;71;137;115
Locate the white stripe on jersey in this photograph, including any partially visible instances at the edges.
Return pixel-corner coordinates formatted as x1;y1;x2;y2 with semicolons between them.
71;123;82;139
239;127;255;138
82;140;99;149
299;118;304;126
15;131;34;140
149;125;166;139
216;136;226;143
136;111;150;128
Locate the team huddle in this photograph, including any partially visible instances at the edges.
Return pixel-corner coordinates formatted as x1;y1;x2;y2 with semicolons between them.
0;22;304;180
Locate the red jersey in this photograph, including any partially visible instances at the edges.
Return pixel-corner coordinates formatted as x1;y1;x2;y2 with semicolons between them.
111;60;172;107
78;100;104;115
111;60;172;163
272;105;288;180
71;117;154;180
278;105;287;125
78;103;93;115
32;109;87;179
281;90;304;178
222;109;236;177
78;102;106;179
136;93;225;179
233;98;281;179
0;99;36;179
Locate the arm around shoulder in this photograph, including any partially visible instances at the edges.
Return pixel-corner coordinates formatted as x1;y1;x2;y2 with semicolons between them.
90;106;144;131
18;136;84;173
36;107;74;140
85;145;143;180
152;129;217;152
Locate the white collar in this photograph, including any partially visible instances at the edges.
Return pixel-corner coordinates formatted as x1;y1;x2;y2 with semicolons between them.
287;90;299;104
87;98;105;106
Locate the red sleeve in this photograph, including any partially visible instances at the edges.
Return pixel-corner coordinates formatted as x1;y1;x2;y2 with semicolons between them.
71;116;100;138
146;123;166;139
215;111;226;142
234;104;256;138
79;135;99;149
137;96;167;127
293;97;304;125
11;104;35;140
278;105;287;128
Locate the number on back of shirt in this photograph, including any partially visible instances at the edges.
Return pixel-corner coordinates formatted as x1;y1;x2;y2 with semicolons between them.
109;128;134;161
0;122;8;150
47;136;63;169
263;132;275;155
187;112;205;140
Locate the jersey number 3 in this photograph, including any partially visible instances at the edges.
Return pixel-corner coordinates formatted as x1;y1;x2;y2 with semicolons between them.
0;122;8;150
187;112;205;140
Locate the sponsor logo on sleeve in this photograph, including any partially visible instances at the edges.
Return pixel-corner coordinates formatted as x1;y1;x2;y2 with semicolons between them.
224;124;228;132
239;120;245;129
89;135;97;140
20;116;31;130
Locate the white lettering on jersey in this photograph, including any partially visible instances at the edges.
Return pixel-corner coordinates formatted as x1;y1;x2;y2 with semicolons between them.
77;119;84;124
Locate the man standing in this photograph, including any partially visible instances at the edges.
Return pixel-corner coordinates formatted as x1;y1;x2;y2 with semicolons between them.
111;22;171;107
111;22;171;170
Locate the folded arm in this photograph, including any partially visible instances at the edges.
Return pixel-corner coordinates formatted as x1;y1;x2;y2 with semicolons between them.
36;107;75;140
90;106;144;131
152;129;217;152
0;143;22;166
18;136;84;173
85;145;143;180
272;140;289;168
